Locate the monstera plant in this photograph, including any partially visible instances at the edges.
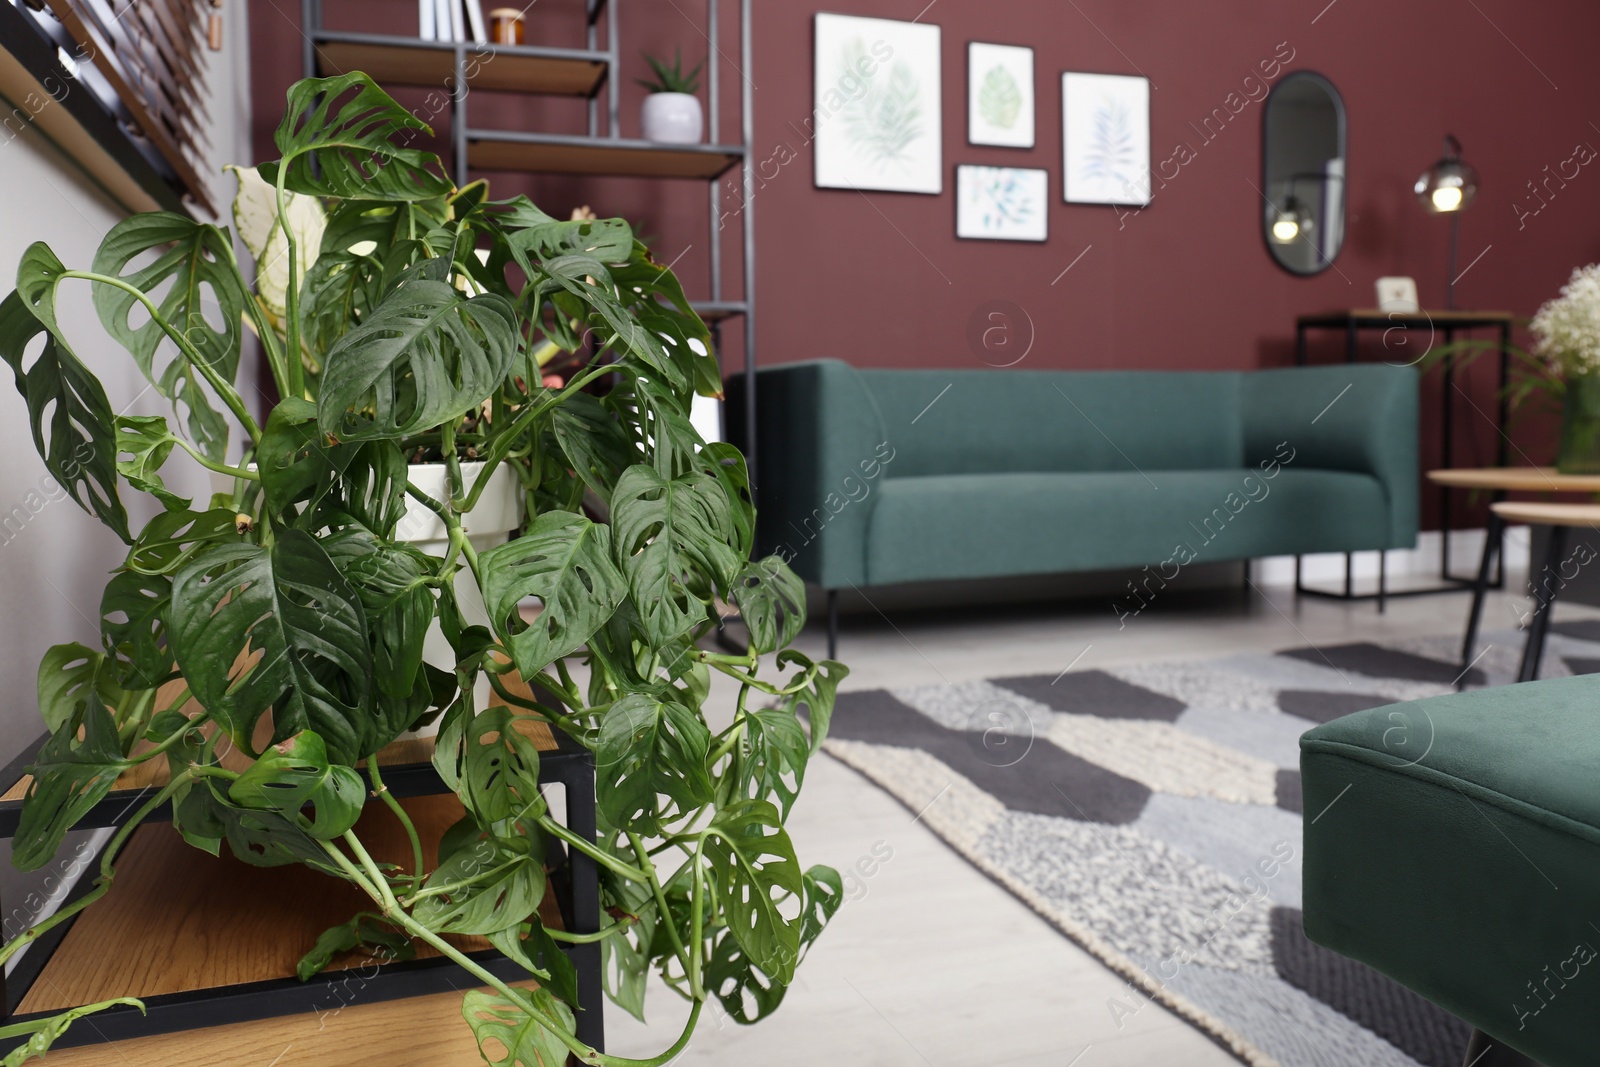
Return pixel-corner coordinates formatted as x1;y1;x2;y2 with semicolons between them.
0;73;842;1065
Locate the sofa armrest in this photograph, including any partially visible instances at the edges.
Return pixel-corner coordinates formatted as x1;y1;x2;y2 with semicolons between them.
737;359;891;588
1240;364;1419;548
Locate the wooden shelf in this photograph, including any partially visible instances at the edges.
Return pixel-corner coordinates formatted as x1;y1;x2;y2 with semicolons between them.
28;978;544;1066
16;794;562;1014
314;35;607;97
469;137;744;179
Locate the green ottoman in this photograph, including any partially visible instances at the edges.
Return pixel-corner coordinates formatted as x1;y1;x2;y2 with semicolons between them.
1300;675;1600;1067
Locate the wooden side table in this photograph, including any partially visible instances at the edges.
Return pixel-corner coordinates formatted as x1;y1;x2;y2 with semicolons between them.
1299;311;1514;592
1430;468;1600;683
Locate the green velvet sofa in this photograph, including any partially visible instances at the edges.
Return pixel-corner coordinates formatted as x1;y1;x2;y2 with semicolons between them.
743;359;1418;650
1301;677;1600;1067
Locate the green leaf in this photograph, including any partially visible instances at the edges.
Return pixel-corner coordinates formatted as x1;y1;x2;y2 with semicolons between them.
700;442;754;559
600;874;656;1021
228;730;365;840
740;707;809;821
0;998;144;1066
169;530;373;764
778;652;848;756
114;414;190;510
323;530;436;702
317;279;518;441
0;281;129;541
258;399;409;534
413;837;546;935
14;696;130;870
707;865;842;1025
296;912;414;982
264;73;453;201
302;199;446;361
611;465;739;645
703;799;804;983
99;571;174;689
595;694;713;833
125;507;243;576
90;214;247;460
978;63;1023;129
185;777;348;873
548;393;638;506
729;556;805;655
460;988;575;1067
36;643;111;735
489;921;580;1008
479;512;625;679
460;707;547;829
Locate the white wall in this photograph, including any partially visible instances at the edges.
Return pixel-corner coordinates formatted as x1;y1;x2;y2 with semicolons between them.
0;13;257;757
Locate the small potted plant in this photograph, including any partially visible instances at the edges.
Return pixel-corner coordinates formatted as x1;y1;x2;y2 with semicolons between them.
0;72;843;1064
638;49;706;144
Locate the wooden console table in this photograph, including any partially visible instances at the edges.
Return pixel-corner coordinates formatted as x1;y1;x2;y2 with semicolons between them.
1296;310;1515;595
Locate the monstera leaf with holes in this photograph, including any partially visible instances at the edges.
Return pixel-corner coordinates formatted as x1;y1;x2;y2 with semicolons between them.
0;70;846;1067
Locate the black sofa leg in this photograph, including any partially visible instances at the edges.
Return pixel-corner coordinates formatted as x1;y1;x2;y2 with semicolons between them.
827;590;838;661
1463;1027;1546;1066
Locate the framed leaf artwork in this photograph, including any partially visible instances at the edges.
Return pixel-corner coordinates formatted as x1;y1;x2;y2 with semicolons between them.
1061;72;1151;205
967;43;1034;148
813;13;943;194
956;165;1048;241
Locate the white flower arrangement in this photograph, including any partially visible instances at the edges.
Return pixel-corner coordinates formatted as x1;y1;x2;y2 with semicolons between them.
1531;263;1600;379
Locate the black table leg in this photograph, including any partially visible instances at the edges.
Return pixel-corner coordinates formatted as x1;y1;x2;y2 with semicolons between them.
827;590;838;661
1459;511;1503;684
1441;327;1456;579
1377;551;1387;615
1518;524;1567;683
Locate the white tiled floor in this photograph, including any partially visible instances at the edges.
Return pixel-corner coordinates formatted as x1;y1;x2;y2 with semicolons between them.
606;569;1570;1066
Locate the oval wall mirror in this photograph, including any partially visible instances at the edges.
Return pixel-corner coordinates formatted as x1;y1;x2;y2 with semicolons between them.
1262;72;1346;275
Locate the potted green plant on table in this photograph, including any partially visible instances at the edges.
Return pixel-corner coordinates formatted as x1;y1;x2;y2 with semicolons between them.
637;49;706;145
0;72;842;1065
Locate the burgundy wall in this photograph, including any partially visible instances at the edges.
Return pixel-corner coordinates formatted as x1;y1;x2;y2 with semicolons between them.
249;0;1600;528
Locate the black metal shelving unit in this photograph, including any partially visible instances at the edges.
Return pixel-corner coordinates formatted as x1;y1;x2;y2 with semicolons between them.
299;0;760;481
0;728;603;1055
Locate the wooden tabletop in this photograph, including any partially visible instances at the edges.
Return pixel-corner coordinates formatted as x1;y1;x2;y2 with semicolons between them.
1491;501;1600;527
29;979;544;1066
1426;467;1600;493
1300;309;1515;327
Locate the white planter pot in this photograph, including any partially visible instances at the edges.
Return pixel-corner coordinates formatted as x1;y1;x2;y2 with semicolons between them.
398;461;523;738
641;92;703;144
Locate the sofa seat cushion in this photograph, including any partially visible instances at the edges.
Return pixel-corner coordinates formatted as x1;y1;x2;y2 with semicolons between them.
1300;676;1600;1066
861;468;1390;586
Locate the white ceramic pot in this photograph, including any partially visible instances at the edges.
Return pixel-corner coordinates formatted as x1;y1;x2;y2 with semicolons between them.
398;461;523;738
641;92;703;144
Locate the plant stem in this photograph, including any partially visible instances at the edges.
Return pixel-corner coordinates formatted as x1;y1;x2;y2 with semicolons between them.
543;914;636;943
628;832;692;980
59;271;262;447
0;770;192;969
401;855;526;906
273;170;306;400
174;438;261;481
367;758;424;895
128;709;211;765
341;830;400;911
541;816;648;882
688;838;705;1000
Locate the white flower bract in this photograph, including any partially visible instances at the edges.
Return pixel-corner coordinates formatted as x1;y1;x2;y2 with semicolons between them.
1532;263;1600;379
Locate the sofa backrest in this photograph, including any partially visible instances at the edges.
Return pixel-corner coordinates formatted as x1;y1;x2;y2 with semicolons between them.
855;368;1243;478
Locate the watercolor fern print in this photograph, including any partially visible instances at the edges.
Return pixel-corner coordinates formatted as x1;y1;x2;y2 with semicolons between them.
956;166;1048;241
1062;71;1151;204
838;38;925;168
814;14;942;193
1081;97;1137;188
978;65;1022;129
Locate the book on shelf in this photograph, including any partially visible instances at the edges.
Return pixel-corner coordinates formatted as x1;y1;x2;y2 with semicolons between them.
464;0;487;44
419;0;435;40
447;0;464;43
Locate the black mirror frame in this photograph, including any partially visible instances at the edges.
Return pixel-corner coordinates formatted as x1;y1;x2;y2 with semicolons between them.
1260;70;1348;277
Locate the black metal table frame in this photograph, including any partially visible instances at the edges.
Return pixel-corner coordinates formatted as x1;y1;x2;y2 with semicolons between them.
1293;311;1513;607
0;733;604;1055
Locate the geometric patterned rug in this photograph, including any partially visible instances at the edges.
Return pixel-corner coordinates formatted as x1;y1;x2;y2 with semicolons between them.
824;627;1600;1067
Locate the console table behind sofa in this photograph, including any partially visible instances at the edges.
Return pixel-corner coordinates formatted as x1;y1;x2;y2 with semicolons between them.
737;360;1419;656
